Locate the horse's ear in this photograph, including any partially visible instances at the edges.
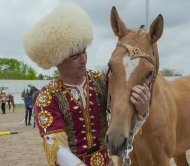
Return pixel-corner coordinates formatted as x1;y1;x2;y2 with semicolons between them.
110;6;127;38
149;14;164;42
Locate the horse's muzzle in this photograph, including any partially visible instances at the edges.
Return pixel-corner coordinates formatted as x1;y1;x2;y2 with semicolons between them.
105;133;128;155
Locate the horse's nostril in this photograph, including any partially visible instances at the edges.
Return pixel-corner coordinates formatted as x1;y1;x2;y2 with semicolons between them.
122;137;128;147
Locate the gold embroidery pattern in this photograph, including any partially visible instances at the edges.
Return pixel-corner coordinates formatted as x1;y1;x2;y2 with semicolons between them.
36;90;52;107
90;152;104;166
82;76;93;149
46;79;62;93
38;110;53;130
43;133;58;166
89;70;102;78
89;72;107;138
40;129;65;137
62;84;82;109
62;74;94;149
55;91;76;152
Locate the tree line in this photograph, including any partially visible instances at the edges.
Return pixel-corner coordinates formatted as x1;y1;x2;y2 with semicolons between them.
0;58;182;80
0;58;57;80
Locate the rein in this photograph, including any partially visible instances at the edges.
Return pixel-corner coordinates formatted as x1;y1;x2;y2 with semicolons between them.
106;41;158;166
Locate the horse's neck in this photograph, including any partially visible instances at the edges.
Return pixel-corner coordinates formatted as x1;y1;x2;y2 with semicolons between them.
151;73;169;102
32;87;39;91
153;73;167;90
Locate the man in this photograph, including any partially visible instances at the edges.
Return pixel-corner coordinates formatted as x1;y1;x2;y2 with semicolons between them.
23;3;150;166
0;91;7;114
24;90;33;126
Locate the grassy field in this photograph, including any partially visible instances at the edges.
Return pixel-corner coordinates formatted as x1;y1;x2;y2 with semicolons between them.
15;104;25;108
4;103;25;111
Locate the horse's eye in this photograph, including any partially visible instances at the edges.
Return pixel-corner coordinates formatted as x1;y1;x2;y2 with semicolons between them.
146;70;154;79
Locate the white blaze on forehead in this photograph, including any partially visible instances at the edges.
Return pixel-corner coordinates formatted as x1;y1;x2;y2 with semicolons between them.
123;55;140;80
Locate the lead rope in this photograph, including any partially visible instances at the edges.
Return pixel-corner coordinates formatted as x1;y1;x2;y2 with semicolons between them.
122;113;137;166
122;70;155;166
122;135;134;166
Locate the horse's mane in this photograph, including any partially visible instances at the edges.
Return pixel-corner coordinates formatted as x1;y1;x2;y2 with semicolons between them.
31;86;39;91
139;25;145;29
139;24;149;31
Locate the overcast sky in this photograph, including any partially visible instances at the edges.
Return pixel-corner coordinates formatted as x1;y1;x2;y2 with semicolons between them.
0;0;190;76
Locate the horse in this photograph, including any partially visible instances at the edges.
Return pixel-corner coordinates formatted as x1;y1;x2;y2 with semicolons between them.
0;93;15;112
6;94;15;112
28;85;40;127
105;7;190;166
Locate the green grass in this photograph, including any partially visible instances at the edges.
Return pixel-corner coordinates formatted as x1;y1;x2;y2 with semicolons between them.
15;104;25;108
4;103;25;110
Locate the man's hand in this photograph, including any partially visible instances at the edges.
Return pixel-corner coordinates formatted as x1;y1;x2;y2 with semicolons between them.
130;84;151;116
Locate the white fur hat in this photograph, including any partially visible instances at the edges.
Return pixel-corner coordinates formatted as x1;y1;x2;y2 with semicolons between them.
23;3;93;69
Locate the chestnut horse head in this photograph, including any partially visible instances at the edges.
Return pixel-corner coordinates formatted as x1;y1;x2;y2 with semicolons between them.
105;7;163;155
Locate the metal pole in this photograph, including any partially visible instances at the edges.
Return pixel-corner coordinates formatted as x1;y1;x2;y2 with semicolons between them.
146;0;149;26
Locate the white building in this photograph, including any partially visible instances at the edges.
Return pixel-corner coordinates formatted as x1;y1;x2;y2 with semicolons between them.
0;76;181;104
0;80;50;104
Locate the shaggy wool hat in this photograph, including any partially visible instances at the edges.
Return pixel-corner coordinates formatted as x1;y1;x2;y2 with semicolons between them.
23;3;93;69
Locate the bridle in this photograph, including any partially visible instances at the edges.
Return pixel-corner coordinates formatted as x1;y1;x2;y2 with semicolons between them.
105;41;158;166
106;41;157;89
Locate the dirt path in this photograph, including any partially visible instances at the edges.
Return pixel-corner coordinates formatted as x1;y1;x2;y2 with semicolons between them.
0;107;189;166
0;108;47;166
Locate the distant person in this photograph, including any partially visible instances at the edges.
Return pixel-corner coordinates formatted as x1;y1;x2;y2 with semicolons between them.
24;90;33;126
0;92;7;114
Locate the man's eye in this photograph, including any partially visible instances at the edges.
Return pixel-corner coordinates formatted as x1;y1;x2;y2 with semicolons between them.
70;48;86;60
70;55;78;59
69;54;80;60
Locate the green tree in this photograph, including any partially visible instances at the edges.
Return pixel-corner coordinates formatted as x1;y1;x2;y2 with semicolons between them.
160;68;174;76
0;58;37;80
26;67;37;79
53;69;59;78
38;74;44;80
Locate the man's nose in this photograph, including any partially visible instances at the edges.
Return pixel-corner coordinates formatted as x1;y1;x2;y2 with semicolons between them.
79;53;87;63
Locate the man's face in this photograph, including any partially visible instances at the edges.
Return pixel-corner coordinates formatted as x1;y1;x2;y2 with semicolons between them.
58;48;87;77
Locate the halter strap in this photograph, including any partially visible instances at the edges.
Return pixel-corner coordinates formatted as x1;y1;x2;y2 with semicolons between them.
117;41;156;66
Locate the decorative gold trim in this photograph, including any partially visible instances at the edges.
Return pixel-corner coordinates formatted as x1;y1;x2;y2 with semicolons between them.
46;79;63;93
41;129;65;137
82;75;93;148
55;132;69;147
90;152;104;166
89;71;108;145
43;132;68;166
38;110;53;131
43;134;58;166
62;74;94;149
62;84;82;109
88;70;103;78
36;90;52;107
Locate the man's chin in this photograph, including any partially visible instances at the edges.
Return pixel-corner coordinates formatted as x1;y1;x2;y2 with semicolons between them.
81;68;87;74
78;69;87;77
